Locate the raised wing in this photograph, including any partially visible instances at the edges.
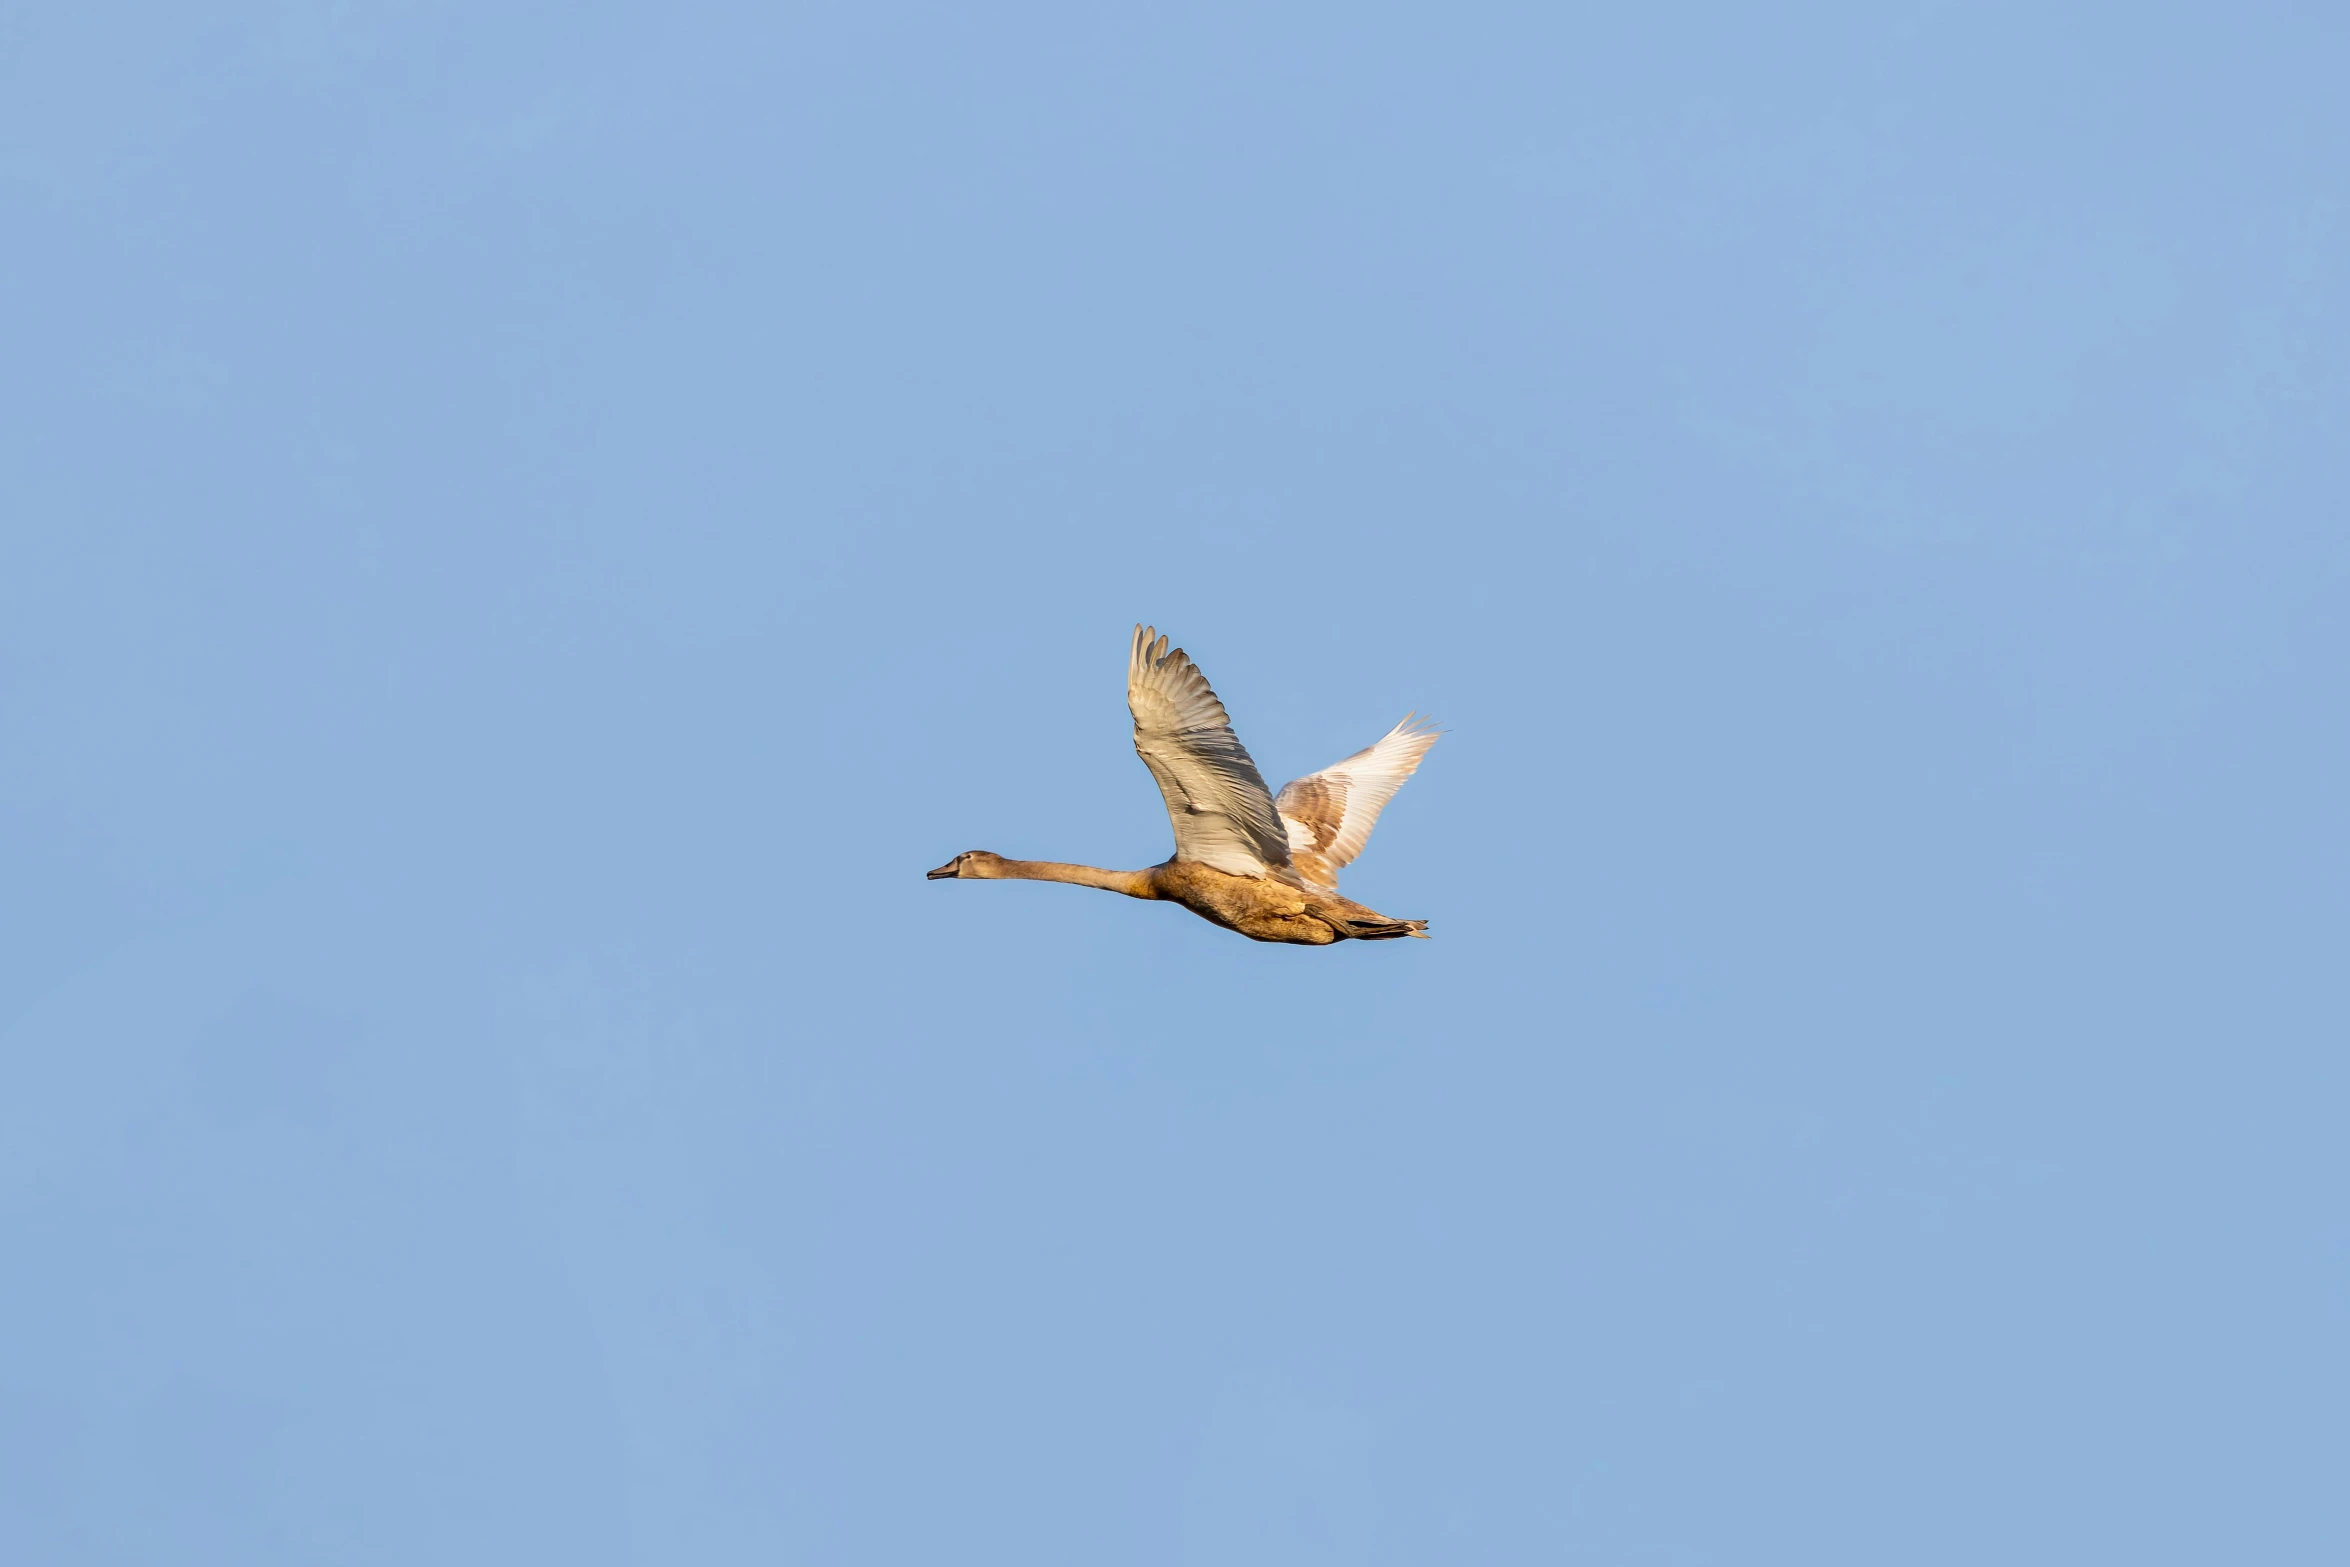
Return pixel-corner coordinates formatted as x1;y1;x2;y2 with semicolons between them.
1127;626;1293;876
1275;715;1441;891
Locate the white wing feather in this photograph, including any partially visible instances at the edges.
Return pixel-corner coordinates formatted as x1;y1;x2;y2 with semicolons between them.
1274;715;1441;891
1127;626;1294;876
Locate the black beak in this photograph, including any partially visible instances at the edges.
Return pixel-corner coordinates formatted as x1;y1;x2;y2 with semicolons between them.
926;858;960;880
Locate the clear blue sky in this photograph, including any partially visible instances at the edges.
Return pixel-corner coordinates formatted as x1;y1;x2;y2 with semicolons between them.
4;3;2345;1561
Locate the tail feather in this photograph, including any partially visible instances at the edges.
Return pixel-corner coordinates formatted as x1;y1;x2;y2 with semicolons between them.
1344;917;1429;941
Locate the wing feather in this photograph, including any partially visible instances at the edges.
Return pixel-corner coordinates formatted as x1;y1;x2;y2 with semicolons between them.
1274;715;1441;891
1127;625;1293;876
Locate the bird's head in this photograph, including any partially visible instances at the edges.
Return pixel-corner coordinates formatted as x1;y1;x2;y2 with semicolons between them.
926;850;1008;880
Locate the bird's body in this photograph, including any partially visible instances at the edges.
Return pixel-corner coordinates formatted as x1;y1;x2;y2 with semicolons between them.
928;626;1439;945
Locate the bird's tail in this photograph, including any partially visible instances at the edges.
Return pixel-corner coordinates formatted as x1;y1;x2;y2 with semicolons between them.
1344;916;1429;941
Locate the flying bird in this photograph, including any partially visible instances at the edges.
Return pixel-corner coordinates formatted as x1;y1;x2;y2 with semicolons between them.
927;625;1440;945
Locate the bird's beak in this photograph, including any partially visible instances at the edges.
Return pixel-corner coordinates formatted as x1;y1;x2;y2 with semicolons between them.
926;858;960;880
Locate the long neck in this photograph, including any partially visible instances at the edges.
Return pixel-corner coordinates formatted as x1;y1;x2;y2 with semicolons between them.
988;859;1155;899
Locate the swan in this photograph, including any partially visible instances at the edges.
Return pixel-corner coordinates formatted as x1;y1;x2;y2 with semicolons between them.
927;625;1439;945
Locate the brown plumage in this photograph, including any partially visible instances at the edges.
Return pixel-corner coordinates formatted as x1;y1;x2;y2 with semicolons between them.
926;626;1439;946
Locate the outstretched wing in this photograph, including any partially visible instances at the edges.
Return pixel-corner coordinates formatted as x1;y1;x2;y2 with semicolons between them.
1127;626;1293;876
1275;715;1441;891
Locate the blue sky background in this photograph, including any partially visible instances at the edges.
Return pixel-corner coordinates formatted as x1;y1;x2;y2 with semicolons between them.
4;3;2346;1561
